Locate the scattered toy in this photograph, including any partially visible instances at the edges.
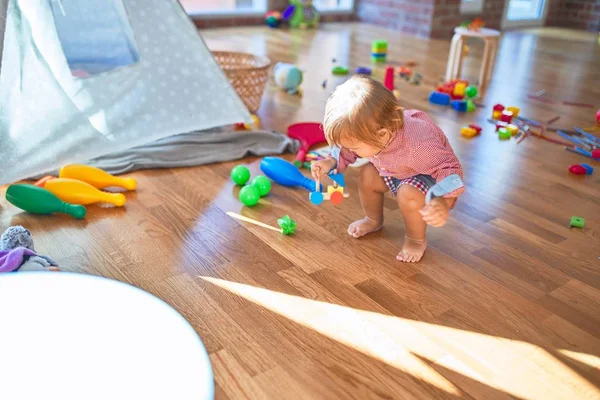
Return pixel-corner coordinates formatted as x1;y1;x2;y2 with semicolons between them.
250;176;272;197
429;92;451;106
265;11;283;28
384;66;394;91
231;165;251;186
274;62;303;94
332;66;349;75
6;184;87;219
580;163;594;175
498;127;511;140
239;185;260;206
570;216;584;228
371;39;388;63
287;122;326;167
355;67;371;75
226;212;297;235
569;164;587;175
461;127;479;138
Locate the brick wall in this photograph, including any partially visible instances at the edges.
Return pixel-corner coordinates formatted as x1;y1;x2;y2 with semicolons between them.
191;0;355;29
546;0;600;32
356;0;436;38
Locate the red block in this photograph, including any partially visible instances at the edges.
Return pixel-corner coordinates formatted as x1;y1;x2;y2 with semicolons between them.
493;103;505;112
469;123;482;133
500;110;513;123
569;165;587;175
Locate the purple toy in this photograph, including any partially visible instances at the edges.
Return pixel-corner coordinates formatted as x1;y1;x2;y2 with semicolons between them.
260;157;322;192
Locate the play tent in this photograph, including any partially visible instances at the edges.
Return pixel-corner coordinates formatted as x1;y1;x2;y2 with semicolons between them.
0;0;251;185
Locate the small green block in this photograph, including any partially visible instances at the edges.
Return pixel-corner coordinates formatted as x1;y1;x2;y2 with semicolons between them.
303;162;312;169
332;66;349;75
498;128;511;140
570;216;584;228
293;160;303;168
466;99;476;112
371;56;387;63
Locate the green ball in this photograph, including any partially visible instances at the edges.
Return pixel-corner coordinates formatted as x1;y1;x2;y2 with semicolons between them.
231;165;250;186
251;175;271;197
239;185;260;206
465;85;478;98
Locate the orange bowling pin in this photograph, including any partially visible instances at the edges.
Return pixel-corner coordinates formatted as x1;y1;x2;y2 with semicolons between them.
45;178;126;207
59;164;137;191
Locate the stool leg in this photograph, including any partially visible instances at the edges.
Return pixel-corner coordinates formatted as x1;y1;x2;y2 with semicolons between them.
479;38;491;89
445;34;461;82
485;38;498;85
454;36;465;80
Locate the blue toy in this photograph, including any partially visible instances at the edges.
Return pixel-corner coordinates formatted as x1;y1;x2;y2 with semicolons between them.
580;163;594;175
274;62;303;94
355;67;372;75
429;92;451;106
452;100;468;112
260;157;321;192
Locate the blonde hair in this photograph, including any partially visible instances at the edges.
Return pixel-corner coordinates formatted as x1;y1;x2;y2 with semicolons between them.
323;75;404;149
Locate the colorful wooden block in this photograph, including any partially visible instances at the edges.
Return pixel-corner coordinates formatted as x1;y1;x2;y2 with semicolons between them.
500;110;513;123
466;99;476;112
327;185;344;195
492;110;502;120
452;100;467;112
453;82;466;97
498;128;511;140
570;216;584;228
468;123;482;133
506;106;520;117
495;121;508;131
460;127;479;138
507;124;519;136
429;91;451;106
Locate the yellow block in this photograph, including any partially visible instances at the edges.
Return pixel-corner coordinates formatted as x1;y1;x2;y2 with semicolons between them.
460;127;478;138
492;110;502;120
454;82;466;97
506;106;520;118
507;124;519;136
327;186;344;195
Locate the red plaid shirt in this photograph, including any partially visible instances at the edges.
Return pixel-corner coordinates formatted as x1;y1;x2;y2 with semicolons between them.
334;109;464;198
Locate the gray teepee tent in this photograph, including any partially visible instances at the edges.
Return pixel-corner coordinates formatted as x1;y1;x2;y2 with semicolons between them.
0;0;252;185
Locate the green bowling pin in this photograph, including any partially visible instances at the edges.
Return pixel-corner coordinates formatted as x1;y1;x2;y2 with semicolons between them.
6;184;87;219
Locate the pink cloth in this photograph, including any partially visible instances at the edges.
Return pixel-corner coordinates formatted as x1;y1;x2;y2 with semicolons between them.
0;248;38;272
334;109;465;198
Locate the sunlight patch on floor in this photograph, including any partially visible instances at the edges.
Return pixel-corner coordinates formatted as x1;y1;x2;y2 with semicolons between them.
200;276;600;399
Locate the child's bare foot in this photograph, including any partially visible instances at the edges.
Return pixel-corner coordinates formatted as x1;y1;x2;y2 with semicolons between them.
397;236;427;262
348;216;383;238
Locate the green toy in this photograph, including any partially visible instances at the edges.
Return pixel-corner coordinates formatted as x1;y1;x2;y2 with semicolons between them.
332;66;349;75
239;185;260;206
465;85;478;98
6;184;87;219
498;127;511;140
570;216;584;228
277;215;297;235
466;99;476;112
283;0;319;29
251;176;272;197
231;165;251;186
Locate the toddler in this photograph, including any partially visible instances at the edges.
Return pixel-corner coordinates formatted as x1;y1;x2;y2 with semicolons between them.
311;76;464;262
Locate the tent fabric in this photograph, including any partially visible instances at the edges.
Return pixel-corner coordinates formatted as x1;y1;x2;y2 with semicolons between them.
31;128;300;177
0;0;251;186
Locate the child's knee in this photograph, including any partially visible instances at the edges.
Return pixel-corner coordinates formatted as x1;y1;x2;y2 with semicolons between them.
396;185;424;209
359;163;383;188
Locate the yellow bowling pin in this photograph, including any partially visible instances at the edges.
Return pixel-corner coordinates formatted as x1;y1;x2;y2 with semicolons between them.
45;178;126;207
59;164;137;191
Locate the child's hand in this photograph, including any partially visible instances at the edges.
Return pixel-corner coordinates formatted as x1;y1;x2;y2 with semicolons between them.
419;198;450;227
311;157;336;181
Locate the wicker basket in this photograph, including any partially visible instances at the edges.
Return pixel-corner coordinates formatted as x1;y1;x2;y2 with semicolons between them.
212;51;271;113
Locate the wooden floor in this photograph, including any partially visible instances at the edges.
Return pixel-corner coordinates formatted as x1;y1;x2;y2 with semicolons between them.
2;23;600;399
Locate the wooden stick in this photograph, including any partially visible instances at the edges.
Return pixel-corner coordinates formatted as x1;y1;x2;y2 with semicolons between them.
226;212;281;232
